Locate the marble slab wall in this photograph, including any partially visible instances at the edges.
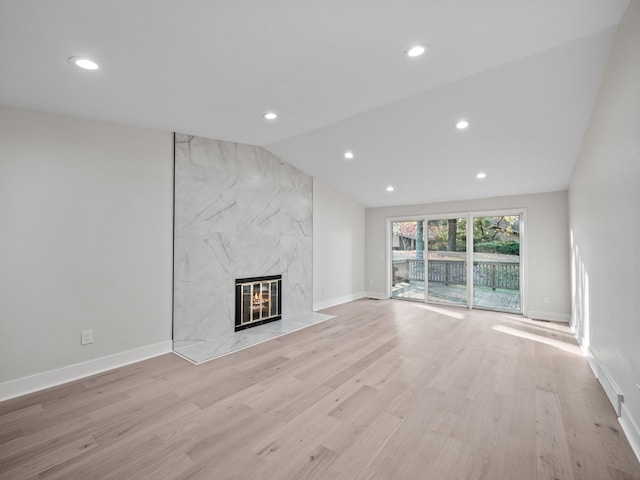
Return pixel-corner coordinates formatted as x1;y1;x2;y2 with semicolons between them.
173;134;313;345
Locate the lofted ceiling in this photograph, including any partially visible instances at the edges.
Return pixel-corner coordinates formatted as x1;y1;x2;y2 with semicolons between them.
0;0;630;207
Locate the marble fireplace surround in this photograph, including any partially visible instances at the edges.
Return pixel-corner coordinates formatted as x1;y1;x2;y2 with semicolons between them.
172;134;332;364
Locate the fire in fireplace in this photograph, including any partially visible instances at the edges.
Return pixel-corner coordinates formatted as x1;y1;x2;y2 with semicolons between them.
235;275;282;331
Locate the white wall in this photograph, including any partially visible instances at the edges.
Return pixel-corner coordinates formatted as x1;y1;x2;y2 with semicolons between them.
0;106;174;398
569;0;640;458
313;178;366;310
365;191;570;320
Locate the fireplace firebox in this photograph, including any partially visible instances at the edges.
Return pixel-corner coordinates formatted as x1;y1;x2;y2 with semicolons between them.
235;275;282;331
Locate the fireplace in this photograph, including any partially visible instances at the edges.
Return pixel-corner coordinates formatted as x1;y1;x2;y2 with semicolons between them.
235;275;282;331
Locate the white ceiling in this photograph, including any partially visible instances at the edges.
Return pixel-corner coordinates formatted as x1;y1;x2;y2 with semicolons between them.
0;0;630;207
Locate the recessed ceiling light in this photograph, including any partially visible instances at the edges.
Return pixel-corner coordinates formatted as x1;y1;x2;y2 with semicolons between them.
476;172;487;179
456;120;470;130
344;151;354;160
68;56;99;70
406;45;427;58
263;112;278;120
386;186;395;192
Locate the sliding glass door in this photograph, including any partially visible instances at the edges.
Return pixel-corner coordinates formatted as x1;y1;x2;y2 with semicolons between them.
390;212;523;314
472;215;521;312
391;220;425;301
426;218;468;306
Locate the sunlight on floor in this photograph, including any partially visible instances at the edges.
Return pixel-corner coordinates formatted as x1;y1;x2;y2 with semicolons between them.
498;314;572;335
411;302;466;319
492;324;583;356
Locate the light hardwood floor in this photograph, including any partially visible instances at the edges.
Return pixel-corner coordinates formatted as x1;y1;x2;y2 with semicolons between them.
1;299;639;479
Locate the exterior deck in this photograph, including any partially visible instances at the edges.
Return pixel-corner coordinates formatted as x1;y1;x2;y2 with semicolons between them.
392;258;521;312
392;281;521;311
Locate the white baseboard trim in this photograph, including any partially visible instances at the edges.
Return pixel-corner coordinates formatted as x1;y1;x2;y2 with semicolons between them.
573;330;598;375
577;344;624;417
365;291;389;300
620;403;640;464
527;310;570;323
573;334;640;464
313;292;367;311
598;364;624;417
0;341;172;402
585;347;599;379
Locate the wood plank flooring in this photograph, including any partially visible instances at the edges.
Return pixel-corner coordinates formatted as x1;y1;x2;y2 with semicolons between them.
1;299;638;479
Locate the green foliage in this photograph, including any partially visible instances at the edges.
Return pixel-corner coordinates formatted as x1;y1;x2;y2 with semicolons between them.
474;240;520;255
426;218;467;251
473;216;519;243
393;222;416;238
395;216;519;255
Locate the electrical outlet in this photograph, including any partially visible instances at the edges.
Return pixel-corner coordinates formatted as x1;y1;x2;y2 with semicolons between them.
81;329;94;345
543;297;550;304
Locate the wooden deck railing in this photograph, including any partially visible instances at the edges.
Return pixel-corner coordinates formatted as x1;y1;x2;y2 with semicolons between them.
393;259;520;291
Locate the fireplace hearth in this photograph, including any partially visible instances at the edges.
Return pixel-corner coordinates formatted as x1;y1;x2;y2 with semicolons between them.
235;275;282;331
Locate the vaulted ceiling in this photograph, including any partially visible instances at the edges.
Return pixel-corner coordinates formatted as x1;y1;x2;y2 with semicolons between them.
0;0;630;206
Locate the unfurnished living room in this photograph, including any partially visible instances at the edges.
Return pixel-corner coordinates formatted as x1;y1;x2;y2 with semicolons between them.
0;1;639;479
